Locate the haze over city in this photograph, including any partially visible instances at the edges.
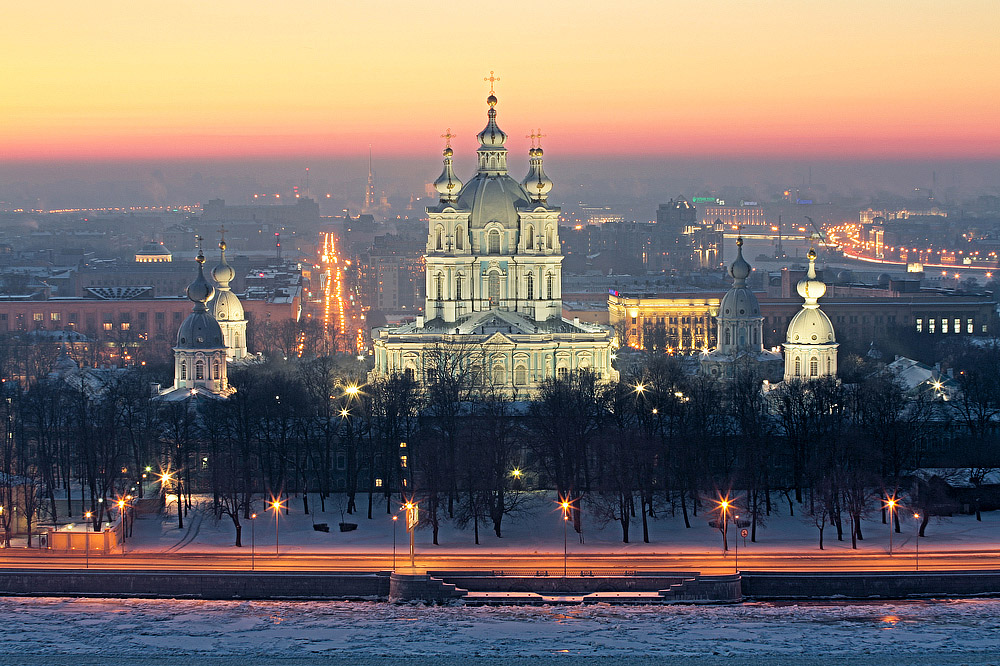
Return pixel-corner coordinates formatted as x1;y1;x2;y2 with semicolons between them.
2;2;1000;665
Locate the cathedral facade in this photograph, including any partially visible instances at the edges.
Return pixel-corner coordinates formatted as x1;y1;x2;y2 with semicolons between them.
371;93;618;392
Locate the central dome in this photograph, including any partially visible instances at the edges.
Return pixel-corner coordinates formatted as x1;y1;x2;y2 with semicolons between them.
786;307;836;344
456;174;531;229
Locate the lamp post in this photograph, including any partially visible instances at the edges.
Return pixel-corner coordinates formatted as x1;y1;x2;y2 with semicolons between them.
716;497;731;552
404;501;418;568
884;496;898;556
392;514;398;571
559;498;571;577
117;499;127;557
913;512;920;571
270;499;283;556
250;513;257;571
734;513;740;573
83;511;92;569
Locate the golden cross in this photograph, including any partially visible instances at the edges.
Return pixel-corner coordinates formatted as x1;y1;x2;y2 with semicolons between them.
536;129;546;149
484;70;500;94
218;224;227;241
525;130;537;148
441;128;456;148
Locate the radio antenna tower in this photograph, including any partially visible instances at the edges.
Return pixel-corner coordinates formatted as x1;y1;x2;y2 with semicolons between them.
364;145;375;211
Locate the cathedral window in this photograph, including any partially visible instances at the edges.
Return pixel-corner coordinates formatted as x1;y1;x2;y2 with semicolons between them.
488;229;501;254
525;225;534;249
826;357;831;375
724;328;731;346
514;364;527;385
435;273;444;300
435;226;444;250
195;360;205;380
527;273;534;300
794;356;801;376
455;276;463;300
545;273;554;300
213;360;220;380
180;361;187;380
809;358;818;377
456;226;465;250
488;272;501;305
545;226;553;250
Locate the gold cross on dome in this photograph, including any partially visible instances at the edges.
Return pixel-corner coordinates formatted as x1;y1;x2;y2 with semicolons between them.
441;128;456;148
536;129;546;149
525;130;537;148
484;70;500;94
218;224;227;240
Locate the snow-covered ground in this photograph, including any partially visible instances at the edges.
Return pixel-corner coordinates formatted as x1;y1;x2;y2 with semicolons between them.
2;597;1000;665
128;493;1000;557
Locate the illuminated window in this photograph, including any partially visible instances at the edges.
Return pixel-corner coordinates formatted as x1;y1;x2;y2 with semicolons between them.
916;318;922;332
968;318;974;334
942;319;949;334
399;455;407;468
954;318;960;334
195;360;205;380
375;478;383;488
33;313;43;321
103;322;113;331
929;319;935;333
121;322;130;331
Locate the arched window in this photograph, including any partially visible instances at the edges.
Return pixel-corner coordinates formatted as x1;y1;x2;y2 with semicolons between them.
810;357;819;377
725;328;731;346
492;364;505;385
488;229;501;254
435;226;444;250
195;359;205;380
545;226;553;249
514;364;527;385
545;273;554;299
526;273;534;300
455;276;463;300
180;361;187;380
525;225;534;249
826;357;832;375
435;273;444;300
556;365;569;380
794;356;801;376
488;272;501;305
456;225;465;250
213;360;220;380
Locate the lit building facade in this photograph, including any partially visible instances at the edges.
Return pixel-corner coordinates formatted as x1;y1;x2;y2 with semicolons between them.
371;93;618;391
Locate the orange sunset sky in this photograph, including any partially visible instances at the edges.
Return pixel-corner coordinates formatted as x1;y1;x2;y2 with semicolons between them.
2;0;998;161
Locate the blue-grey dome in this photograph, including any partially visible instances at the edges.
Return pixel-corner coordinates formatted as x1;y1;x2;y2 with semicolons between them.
456;174;531;229
176;311;225;349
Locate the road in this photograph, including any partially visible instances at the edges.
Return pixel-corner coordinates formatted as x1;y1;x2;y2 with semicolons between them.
1;547;996;574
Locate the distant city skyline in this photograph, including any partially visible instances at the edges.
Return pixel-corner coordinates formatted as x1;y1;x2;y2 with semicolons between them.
3;1;998;162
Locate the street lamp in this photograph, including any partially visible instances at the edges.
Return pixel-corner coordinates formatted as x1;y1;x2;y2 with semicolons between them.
83;511;93;569
559;497;572;577
884;495;898;555
250;513;257;570
117;498;127;556
913;512;920;571
715;496;732;552
270;498;284;556
158;471;180;529
403;501;418;568
392;514;398;571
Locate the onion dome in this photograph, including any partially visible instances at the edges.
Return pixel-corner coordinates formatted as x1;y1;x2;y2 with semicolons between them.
729;236;752;284
786;248;836;345
186;249;215;305
522;144;553;204
211;238;236;287
477;95;507;148
433;145;463;203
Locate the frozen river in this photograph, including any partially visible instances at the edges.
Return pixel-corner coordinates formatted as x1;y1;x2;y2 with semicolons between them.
2;597;1000;665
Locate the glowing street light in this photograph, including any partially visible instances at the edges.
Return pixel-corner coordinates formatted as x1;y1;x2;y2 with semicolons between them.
913;512;921;571
250;513;257;570
884;495;898;555
270;498;285;556
403;501;418;568
558;497;572;577
715;495;733;552
633;383;646;395
83;511;93;568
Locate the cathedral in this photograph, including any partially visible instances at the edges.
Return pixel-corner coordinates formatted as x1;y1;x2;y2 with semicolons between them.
782;248;838;382
157;236;247;400
370;91;618;391
701;236;783;380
